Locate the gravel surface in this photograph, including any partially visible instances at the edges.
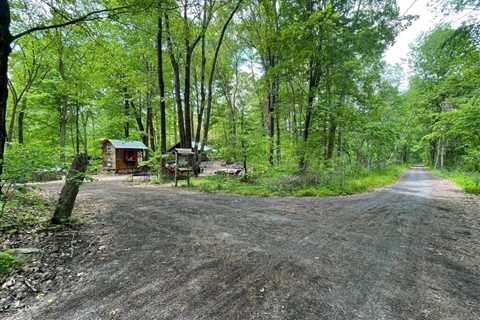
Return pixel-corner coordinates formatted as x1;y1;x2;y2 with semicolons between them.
2;167;479;320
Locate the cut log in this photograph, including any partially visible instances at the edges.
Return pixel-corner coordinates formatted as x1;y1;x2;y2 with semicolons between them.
51;153;88;224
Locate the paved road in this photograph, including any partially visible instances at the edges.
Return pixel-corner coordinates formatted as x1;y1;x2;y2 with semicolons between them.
7;168;480;319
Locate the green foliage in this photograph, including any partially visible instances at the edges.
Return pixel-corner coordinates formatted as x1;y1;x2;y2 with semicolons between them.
3;144;64;182
0;190;52;231
192;165;407;197
432;169;480;194
0;250;23;277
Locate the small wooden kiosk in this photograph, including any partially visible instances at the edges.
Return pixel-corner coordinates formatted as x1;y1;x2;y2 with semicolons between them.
172;148;194;186
102;139;148;173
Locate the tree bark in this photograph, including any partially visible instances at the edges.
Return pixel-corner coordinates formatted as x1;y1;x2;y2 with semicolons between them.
57;40;68;163
124;88;130;138
7;80;16;141
157;15;167;156
132;100;148;147
0;0;10;182
299;59;321;169
165;13;186;146
18;97;26;144
51;153;88;224
326;116;336;161
146;95;155;152
75;100;80;154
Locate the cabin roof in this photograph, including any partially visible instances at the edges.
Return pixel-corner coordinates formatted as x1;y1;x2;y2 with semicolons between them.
103;139;148;150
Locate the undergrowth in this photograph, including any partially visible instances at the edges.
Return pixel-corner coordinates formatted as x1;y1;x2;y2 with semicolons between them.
0;188;53;232
192;165;407;197
432;169;480;194
0;250;23;279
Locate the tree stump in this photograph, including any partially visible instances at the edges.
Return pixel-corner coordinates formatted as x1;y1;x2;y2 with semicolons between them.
51;153;88;224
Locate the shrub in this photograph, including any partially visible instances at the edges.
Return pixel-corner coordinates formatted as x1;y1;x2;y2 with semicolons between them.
0;251;22;276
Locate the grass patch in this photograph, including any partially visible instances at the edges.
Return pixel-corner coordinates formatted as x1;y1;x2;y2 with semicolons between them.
0;188;53;232
432;169;480;194
0;250;22;278
191;165;407;197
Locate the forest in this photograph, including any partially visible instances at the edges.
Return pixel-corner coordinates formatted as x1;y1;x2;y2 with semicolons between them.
0;0;480;318
0;0;477;198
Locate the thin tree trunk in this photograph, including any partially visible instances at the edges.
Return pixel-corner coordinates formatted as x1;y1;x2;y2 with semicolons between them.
132;101;147;146
17;97;25;144
7;90;16;141
165;13;185;146
124;88;130;138
267;80;275;165
326;116;336;161
75;100;80;154
299;60;320;169
201;0;243;152
58;42;68;163
275;104;281;164
157;15;167;156
147;95;155;152
194;32;206;149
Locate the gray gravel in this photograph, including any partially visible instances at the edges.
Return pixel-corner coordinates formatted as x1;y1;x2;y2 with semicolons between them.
3;167;480;320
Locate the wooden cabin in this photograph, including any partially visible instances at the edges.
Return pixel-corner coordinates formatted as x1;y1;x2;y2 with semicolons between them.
102;139;148;172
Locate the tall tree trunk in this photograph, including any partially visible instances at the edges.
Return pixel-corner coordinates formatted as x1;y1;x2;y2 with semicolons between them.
75;100;80;154
0;0;10;182
132;101;147;146
7;88;16;141
299;60;320;169
147;95;155;152
17;97;25;144
184;49;193;148
124;88;130;138
165;13;186;146
326;116;336;161
183;2;192;148
201;0;243;152
194;32;206;150
58;41;68;163
275;104;281;164
157;15;167;156
267;80;275;165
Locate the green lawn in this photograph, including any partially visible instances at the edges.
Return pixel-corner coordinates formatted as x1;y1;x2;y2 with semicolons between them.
191;165;407;197
432;169;480;194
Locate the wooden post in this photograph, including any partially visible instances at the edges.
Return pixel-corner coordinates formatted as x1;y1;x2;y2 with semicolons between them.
174;151;178;187
51;153;88;224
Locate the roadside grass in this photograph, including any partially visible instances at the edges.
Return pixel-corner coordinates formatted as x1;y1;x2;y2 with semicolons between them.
432;169;480;194
192;165;407;197
0;189;52;231
1;189;53;279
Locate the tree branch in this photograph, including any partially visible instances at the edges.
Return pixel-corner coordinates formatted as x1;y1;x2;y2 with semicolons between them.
11;5;134;41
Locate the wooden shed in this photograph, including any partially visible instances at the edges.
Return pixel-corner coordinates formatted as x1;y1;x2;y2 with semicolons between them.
102;139;148;172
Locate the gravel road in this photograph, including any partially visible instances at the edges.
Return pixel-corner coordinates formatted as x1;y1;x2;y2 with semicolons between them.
4;167;480;320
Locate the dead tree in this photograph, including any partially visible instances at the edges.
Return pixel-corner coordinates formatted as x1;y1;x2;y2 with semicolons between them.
51;153;88;224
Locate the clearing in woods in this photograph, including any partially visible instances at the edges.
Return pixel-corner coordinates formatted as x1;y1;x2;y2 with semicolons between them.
5;167;480;320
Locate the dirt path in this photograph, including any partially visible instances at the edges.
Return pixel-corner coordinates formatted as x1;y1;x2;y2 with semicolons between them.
4;167;480;320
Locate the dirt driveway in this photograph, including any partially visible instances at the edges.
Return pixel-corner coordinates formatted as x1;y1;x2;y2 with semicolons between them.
5;167;480;320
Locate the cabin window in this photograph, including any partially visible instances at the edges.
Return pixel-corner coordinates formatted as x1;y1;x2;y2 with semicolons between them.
125;150;138;162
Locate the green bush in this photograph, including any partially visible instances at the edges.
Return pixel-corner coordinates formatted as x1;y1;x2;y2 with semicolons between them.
433;169;480;194
0;251;22;276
